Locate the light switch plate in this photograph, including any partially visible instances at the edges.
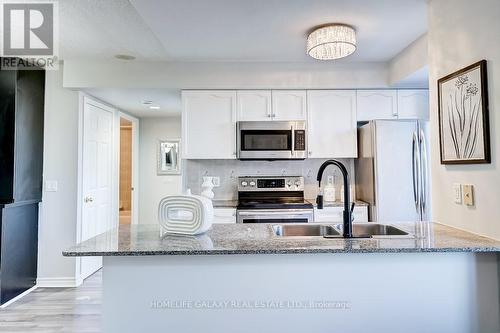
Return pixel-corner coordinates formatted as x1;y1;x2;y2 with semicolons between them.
462;184;474;206
453;183;462;204
212;177;220;187
45;180;58;192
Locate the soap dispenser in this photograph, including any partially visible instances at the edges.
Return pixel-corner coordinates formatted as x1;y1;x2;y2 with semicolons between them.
323;176;336;202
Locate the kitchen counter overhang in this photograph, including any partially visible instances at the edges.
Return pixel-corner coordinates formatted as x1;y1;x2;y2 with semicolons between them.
63;222;500;257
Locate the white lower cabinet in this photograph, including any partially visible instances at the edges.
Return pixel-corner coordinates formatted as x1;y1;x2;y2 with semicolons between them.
213;208;236;224
314;206;368;223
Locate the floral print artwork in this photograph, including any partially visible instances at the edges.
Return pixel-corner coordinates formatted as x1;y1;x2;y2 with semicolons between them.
439;63;487;163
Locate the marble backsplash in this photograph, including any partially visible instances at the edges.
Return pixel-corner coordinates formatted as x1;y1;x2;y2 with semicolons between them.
183;159;355;200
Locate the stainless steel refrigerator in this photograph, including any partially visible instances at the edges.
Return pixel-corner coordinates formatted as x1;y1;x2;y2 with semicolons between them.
355;120;429;222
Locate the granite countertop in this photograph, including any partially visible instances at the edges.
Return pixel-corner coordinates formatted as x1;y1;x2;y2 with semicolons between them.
63;222;500;257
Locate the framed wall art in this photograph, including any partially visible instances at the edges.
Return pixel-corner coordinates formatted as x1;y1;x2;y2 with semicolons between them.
438;60;490;164
157;139;181;175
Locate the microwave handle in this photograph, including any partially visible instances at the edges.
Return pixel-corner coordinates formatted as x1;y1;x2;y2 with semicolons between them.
291;125;295;156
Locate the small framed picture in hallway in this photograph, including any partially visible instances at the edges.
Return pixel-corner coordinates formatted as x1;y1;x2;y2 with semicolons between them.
157;139;181;175
438;60;490;164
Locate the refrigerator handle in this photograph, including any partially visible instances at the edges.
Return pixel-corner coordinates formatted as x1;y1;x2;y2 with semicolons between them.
412;131;420;215
419;129;428;217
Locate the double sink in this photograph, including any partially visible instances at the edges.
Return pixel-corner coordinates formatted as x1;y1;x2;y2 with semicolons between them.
272;223;410;238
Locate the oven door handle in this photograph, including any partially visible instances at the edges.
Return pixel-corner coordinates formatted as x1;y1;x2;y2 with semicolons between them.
237;210;312;216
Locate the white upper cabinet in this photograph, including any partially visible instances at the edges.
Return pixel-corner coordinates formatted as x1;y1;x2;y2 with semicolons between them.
182;91;237;159
307;90;357;158
397;90;429;120
236;90;272;121
356;90;398;121
271;90;307;121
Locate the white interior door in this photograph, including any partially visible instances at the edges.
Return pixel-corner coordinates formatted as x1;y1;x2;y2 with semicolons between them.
80;99;114;279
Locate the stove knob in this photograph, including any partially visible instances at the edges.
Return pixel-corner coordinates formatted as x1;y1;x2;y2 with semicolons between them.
241;181;248;187
294;180;301;187
249;181;256;187
287;181;293;188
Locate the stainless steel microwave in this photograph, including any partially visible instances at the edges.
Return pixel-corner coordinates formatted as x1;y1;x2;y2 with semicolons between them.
236;121;307;160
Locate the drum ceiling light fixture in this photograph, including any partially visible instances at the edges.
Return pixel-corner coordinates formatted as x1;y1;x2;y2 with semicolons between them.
306;24;356;60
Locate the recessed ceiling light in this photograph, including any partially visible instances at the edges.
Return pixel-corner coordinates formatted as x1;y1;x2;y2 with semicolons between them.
142;100;153;105
149;106;160;110
115;54;136;61
307;24;356;60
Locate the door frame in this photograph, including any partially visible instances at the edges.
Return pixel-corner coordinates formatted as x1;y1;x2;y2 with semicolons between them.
116;112;140;225
76;93;119;281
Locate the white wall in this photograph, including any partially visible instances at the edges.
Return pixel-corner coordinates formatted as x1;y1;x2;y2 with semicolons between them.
428;0;500;239
37;67;80;286
388;33;428;87
63;60;391;89
139;117;182;223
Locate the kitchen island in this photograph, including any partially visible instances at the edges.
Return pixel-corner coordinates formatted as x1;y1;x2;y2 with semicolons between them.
64;222;500;333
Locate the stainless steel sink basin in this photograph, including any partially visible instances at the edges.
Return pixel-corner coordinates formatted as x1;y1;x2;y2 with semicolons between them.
273;224;341;237
334;223;410;238
272;223;411;238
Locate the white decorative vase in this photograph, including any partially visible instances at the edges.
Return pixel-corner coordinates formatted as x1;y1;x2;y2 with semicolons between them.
200;177;215;199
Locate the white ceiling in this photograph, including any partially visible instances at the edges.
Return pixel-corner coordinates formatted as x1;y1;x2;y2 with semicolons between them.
392;66;429;88
130;0;427;62
61;0;428;117
84;88;181;117
59;0;166;60
59;0;427;63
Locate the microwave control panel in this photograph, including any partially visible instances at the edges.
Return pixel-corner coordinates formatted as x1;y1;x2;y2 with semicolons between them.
294;130;306;151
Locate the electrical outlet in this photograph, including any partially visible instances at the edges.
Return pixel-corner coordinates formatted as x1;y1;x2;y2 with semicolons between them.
45;180;58;192
327;175;334;184
453;183;462;204
462;184;474;206
212;177;220;187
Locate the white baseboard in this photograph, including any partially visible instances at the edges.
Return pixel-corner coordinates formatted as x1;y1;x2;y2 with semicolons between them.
0;286;37;308
36;276;83;288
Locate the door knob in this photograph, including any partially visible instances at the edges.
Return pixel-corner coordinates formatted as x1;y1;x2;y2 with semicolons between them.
84;196;94;203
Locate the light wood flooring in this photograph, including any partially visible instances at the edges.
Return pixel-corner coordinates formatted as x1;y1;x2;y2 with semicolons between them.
0;271;102;333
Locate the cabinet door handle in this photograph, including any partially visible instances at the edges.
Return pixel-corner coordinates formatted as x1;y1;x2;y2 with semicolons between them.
84;196;94;203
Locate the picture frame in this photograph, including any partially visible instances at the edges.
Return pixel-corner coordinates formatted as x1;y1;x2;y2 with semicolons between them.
437;60;490;164
157;139;181;175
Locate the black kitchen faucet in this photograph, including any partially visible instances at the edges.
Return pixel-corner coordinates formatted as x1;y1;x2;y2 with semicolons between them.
316;160;353;238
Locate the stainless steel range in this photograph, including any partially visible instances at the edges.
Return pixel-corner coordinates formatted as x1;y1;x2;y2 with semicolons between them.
236;176;313;223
